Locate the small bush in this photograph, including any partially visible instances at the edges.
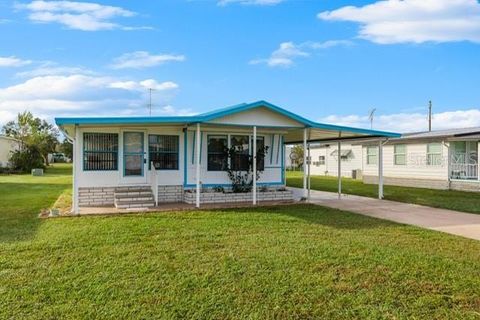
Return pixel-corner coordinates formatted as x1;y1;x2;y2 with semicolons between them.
9;145;45;173
212;185;225;193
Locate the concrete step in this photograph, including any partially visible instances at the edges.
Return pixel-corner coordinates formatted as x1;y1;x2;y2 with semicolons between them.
115;186;151;191
115;197;154;203
114;186;155;209
115;200;155;209
114;191;153;198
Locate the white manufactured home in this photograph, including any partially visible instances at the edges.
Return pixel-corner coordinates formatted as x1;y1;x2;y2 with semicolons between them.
55;101;398;214
360;128;480;192
0;135;20;168
295;127;480;193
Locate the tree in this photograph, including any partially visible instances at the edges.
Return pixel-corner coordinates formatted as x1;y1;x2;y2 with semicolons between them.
2;111;59;166
290;145;304;169
59;139;73;159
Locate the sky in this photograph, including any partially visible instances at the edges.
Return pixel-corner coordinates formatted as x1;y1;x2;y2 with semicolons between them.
1;0;480;133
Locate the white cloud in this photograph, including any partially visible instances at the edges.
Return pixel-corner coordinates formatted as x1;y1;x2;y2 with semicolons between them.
250;40;352;67
15;62;96;77
320;109;480;133
0;56;32;67
318;0;480;44
218;0;283;6
16;0;141;31
157;105;196;116
109;79;179;91
110;51;185;69
0;74;180;126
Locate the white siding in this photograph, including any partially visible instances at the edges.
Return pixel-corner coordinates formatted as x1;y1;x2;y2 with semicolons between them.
0;137;19;167
362;141;449;181
207;107;303;127
309;144;363;178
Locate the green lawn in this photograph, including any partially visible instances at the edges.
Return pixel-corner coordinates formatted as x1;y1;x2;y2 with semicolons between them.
287;171;480;214
1;165;480;319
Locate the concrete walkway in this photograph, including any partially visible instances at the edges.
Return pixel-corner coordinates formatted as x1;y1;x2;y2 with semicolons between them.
290;187;480;241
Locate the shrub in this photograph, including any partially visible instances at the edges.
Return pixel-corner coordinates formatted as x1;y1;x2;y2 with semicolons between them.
9;145;45;173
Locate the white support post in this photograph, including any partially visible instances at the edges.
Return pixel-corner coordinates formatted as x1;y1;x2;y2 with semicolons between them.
478;142;480;182
196;123;201;208
303;128;307;198
378;139;384;199
307;143;311;200
337;138;342;199
72;125;79;214
253;126;257;205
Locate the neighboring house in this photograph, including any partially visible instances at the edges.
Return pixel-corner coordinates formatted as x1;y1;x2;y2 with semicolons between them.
55;100;397;213
308;143;362;178
360;127;480;192
0;135;20;167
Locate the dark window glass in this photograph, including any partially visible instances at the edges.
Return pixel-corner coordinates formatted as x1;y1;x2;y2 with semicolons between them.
231;135;249;171
149;135;179;170
83;133;118;171
251;137;265;171
208;135;228;171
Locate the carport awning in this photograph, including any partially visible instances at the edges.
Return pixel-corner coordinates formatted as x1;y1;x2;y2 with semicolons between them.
283;124;399;144
331;149;352;157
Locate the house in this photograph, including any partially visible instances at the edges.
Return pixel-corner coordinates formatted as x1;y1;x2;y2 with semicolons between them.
308;143;363;178
0;135;20;168
360;127;480;192
55;100;399;214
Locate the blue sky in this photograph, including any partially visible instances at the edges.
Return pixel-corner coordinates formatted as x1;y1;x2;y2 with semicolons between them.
1;0;480;132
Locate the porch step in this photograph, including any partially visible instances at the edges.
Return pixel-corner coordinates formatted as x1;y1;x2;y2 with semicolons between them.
114;186;155;210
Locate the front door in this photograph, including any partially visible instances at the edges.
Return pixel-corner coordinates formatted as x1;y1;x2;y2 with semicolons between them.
122;131;147;184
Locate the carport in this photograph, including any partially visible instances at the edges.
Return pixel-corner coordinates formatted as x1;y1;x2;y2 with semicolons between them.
284;124;400;200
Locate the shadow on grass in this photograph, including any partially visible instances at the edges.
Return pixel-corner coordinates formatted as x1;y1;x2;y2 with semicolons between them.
0;182;70;244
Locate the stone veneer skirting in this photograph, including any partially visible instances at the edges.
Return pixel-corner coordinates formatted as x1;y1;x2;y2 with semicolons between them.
78;187;115;207
363;175;450;190
79;185;293;207
184;189;293;204
449;180;480;192
157;185;184;203
79;185;185;207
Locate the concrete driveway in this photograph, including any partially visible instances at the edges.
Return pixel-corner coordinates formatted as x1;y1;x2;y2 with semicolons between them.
290;187;480;241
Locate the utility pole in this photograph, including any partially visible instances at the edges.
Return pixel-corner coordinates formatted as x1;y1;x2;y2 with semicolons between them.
428;100;432;132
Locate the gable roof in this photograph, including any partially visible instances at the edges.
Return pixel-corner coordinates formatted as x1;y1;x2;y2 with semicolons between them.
55;100;400;140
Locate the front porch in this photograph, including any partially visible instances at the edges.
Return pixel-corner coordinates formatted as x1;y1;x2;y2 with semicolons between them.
449;140;479;181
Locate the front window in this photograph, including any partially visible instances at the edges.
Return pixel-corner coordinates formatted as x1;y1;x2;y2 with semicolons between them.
231;135;250;171
252;136;265;171
367;146;377;165
394;144;406;165
207;135;228;171
427;143;442;166
83;133;118;171
149;135;179;170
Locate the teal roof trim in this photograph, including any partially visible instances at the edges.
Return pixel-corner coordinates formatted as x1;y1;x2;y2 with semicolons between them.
55;100;400;138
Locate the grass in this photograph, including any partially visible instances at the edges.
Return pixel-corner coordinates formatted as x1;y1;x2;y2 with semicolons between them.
287;171;480;214
1;165;480;318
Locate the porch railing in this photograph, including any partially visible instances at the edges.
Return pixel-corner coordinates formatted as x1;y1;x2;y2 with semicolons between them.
450;163;478;180
150;161;158;206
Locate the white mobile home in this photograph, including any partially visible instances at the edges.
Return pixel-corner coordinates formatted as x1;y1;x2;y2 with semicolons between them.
0;135;20;167
308;143;363;178
360;128;480;192
56;101;398;213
